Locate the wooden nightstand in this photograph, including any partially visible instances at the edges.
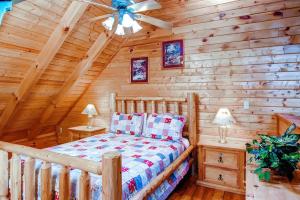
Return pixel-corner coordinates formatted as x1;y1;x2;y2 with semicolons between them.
197;135;250;194
68;126;106;141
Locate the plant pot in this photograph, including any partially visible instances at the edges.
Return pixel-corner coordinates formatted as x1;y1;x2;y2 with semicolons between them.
260;169;288;183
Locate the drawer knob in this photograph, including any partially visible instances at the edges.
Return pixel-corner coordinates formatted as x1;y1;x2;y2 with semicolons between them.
218;153;224;163
218;174;223;181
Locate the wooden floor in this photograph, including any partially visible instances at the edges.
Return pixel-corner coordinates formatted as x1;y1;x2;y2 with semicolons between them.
168;175;245;200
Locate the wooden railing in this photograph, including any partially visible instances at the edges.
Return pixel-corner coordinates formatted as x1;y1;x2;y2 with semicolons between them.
0;141;121;200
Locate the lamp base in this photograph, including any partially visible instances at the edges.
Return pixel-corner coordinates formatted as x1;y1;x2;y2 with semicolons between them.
86;125;93;129
218;127;228;144
87;116;94;129
218;139;227;144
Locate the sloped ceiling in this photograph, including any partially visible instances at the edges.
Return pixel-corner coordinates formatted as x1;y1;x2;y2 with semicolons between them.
0;0;126;141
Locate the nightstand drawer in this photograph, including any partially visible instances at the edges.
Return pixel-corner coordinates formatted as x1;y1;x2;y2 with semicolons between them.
204;166;239;188
205;148;238;169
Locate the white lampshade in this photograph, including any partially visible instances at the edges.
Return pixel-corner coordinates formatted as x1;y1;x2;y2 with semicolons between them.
115;24;125;35
81;104;98;117
132;20;142;33
102;17;114;30
122;13;134;28
213;108;236;127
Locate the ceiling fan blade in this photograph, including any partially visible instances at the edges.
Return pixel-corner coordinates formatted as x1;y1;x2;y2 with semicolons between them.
12;0;26;5
128;0;161;13
135;14;172;30
81;14;114;24
77;0;117;11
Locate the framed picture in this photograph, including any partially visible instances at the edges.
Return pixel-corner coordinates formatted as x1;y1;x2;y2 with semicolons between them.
162;39;184;69
131;57;148;83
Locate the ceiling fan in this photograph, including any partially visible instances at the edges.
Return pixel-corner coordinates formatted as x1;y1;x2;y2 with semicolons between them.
78;0;172;36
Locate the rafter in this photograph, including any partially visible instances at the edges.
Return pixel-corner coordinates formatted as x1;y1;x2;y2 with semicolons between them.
0;1;89;135
29;20;119;138
57;37;128;127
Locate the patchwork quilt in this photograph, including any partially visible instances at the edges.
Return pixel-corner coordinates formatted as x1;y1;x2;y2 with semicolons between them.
32;133;190;200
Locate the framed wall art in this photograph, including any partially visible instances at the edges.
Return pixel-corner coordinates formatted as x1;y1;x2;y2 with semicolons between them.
131;57;148;83
162;39;184;69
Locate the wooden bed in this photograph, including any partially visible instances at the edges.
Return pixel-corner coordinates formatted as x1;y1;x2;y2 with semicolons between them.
0;92;197;200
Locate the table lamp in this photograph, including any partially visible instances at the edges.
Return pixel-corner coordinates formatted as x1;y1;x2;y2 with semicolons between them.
81;104;98;129
212;107;236;144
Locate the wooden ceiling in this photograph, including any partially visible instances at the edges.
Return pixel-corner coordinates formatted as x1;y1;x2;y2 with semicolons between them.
0;0;126;140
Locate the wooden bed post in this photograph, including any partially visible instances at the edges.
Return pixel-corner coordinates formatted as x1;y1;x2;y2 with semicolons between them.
110;92;117;129
102;151;122;200
0;150;8;200
188;93;197;146
188;93;197;175
110;93;117;114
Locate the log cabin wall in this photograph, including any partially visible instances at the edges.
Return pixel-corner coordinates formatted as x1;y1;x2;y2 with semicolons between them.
0;0;125;142
61;0;300;140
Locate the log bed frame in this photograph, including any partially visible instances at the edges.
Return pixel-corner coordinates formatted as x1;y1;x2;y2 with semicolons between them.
0;92;197;200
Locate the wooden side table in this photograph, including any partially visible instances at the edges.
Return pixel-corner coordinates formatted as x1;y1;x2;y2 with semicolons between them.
68;126;106;141
197;135;250;194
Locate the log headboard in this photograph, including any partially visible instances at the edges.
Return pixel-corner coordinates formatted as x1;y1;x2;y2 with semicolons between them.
109;93;197;146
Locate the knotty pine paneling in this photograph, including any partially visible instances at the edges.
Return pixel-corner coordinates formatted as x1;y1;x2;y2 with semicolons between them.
61;0;300;139
0;0;124;138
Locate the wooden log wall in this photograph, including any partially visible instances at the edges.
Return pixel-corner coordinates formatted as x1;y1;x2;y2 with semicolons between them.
0;0;125;141
61;0;300;139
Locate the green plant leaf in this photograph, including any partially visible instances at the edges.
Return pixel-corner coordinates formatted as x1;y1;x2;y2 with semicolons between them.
254;167;263;174
264;171;271;182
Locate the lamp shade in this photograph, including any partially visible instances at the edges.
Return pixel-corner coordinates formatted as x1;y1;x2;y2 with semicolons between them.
81;104;98;117
213;108;236;127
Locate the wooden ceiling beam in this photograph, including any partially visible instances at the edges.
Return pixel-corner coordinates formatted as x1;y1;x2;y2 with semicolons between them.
0;1;89;135
29;21;119;138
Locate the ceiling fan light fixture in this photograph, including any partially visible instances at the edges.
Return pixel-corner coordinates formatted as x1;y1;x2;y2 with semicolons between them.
102;16;114;30
115;24;125;35
122;13;134;28
132;20;142;33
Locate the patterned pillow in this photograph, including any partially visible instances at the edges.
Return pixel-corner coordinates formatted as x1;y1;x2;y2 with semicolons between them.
144;113;186;141
110;112;145;136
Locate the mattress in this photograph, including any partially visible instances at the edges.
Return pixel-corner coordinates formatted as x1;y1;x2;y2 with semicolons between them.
32;133;190;200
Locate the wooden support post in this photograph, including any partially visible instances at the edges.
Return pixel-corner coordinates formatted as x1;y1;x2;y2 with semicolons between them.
24;157;36;200
0;150;8;200
41;161;52;200
59;166;70;200
79;171;90;200
151;101;156;113
102;152;122;200
121;100;126;113
140;100;145;113
10;154;21;200
162;101;167;113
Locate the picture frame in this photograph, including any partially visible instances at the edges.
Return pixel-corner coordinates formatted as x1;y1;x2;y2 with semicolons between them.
131;57;148;83
162;39;184;69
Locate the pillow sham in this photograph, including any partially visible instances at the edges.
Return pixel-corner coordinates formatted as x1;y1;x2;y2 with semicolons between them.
110;112;145;136
144;113;186;141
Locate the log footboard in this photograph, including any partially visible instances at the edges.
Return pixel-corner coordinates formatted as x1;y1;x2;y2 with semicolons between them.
0;142;120;200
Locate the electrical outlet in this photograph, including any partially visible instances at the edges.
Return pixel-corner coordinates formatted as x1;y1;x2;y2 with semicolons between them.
244;100;250;110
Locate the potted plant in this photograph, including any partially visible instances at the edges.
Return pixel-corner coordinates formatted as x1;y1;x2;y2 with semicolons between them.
246;124;300;182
